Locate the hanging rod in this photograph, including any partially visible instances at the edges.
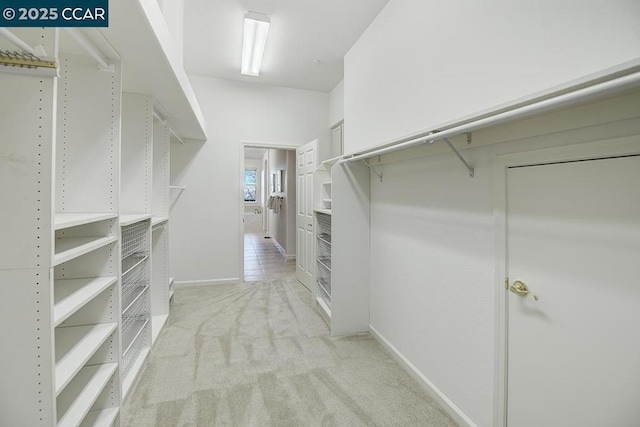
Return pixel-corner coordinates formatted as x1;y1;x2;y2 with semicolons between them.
169;127;185;144
152;110;164;122
0;28;35;55
346;71;640;163
153;111;185;144
64;28;113;72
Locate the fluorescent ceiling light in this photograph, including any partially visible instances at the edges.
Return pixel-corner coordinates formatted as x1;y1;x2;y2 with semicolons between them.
241;12;270;77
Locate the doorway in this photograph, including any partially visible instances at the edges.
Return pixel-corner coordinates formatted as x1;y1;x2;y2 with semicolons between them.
495;138;640;426
241;144;297;282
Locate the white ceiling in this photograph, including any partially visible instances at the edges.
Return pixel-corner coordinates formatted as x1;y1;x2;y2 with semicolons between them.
183;0;389;93
245;147;267;159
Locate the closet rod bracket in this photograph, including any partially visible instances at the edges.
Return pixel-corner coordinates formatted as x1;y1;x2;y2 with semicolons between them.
443;137;474;177
361;160;383;182
466;132;472;145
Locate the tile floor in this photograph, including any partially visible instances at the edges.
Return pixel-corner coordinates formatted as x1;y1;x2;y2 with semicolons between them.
244;230;296;282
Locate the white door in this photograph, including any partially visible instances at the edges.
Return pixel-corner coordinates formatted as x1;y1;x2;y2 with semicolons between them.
506;155;640;426
296;140;317;290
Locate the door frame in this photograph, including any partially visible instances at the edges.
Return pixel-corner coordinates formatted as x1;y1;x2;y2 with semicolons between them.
239;142;299;282
492;136;640;426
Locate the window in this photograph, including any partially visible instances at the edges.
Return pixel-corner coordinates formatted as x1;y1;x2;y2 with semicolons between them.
244;169;257;202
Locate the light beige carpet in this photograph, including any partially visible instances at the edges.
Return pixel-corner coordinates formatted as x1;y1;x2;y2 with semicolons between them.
123;276;458;426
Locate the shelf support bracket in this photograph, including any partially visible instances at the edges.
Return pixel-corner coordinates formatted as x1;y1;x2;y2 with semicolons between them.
466;132;472;145
361;160;383;182
443;137;474;177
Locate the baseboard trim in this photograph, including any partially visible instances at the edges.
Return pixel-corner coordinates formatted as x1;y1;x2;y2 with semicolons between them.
369;325;477;427
271;238;295;259
175;278;240;288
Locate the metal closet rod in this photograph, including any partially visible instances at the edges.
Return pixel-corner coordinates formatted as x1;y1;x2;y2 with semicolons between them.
0;28;35;55
346;71;640;163
153;111;185;144
64;28;111;71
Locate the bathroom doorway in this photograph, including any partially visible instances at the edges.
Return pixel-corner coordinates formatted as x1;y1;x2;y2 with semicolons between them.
241;144;298;282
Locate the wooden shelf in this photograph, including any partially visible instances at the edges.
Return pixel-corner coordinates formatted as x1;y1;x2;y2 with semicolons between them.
315;209;332;215
54;236;118;266
122;347;150;400
57;363;118;427
54;213;117;231
80;407;119;427
54;277;118;327
55;323;118;395
119;214;152;227
151;216;169;227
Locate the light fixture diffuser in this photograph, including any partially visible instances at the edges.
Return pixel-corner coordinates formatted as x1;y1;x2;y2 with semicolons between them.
241;12;270;76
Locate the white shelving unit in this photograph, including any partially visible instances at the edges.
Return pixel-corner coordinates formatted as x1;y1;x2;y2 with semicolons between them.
55;213;119;230
1;4;201;422
53;48;123;425
312;160;370;336
150;118;171;345
120;92;154;400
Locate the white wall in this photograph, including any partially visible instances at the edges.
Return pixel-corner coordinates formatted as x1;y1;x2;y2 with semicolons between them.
329;79;344;127
368;89;640;426
267;149;287;250
344;0;640;154
170;76;329;283
285;150;297;254
157;0;184;67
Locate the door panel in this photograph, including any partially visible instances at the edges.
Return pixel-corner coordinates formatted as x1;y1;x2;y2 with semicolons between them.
296;140;317;290
506;155;640;426
297;175;304;215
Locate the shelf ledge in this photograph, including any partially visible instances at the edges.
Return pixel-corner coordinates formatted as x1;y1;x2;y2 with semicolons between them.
54;213;117;230
54;236;118;266
151;216;169;227
314;209;332;215
120;214;152;227
57;363;118;427
55;323;118;395
54;277;118;327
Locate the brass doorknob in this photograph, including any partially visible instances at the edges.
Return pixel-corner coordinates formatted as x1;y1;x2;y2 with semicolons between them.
510;280;539;301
